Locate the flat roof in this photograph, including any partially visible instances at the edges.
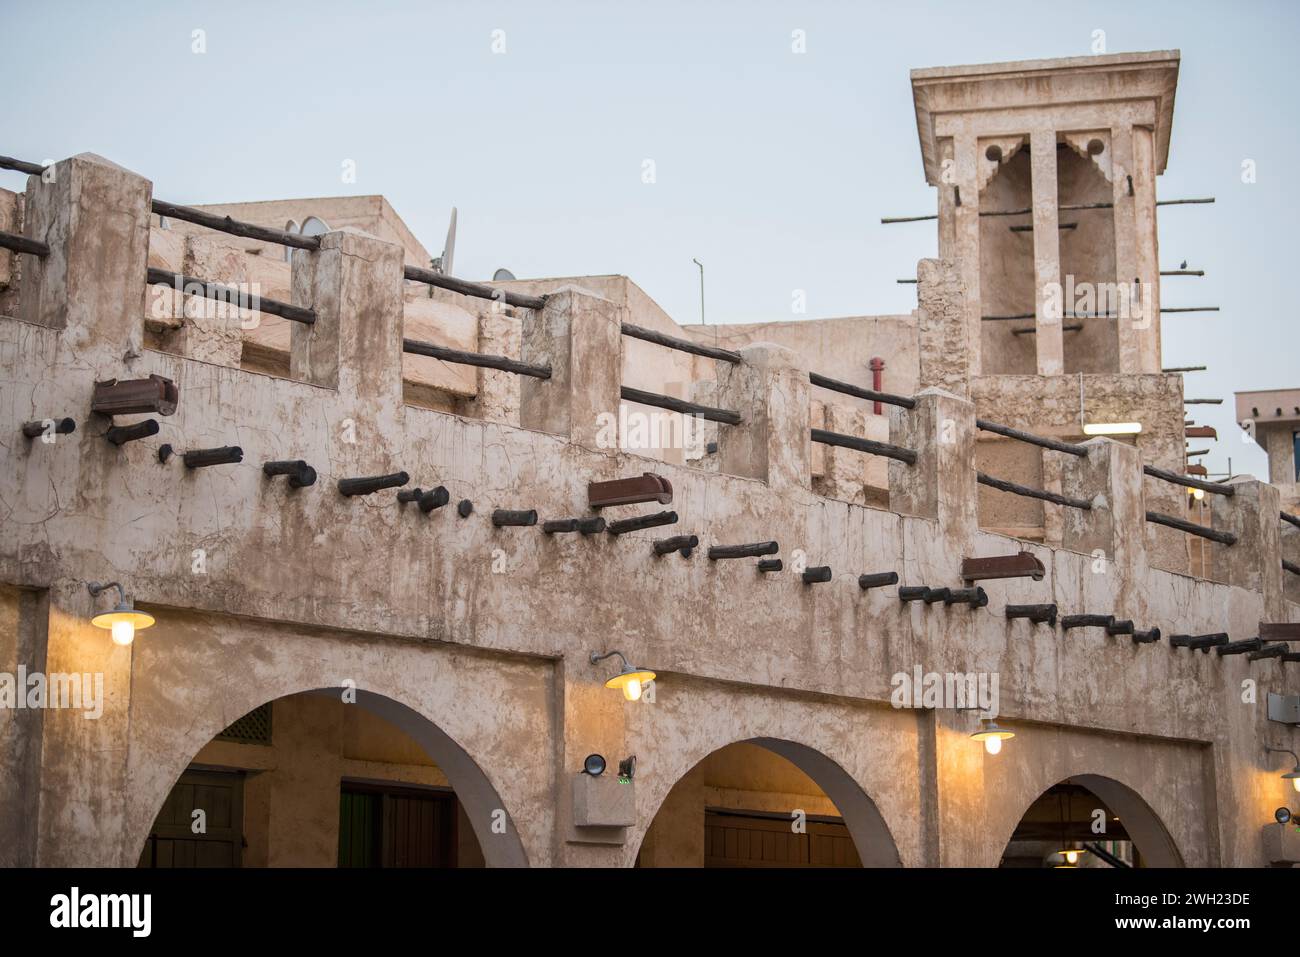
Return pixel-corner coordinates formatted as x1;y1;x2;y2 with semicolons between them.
910;50;1180;185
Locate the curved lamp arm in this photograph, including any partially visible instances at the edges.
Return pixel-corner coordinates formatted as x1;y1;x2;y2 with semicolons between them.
1266;747;1300;768
86;581;126;605
590;650;631;670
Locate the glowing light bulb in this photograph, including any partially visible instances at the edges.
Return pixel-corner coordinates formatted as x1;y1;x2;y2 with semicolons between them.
1064;849;1079;865
623;679;642;702
111;619;135;646
984;736;1002;756
1292;777;1300;794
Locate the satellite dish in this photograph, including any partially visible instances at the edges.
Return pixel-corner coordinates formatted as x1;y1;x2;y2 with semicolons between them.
492;268;516;281
435;206;457;277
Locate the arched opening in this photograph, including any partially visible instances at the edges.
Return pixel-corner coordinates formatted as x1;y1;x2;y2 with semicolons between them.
1056;140;1119;374
978;142;1035;376
136;688;526;868
999;775;1184;868
636;737;901;867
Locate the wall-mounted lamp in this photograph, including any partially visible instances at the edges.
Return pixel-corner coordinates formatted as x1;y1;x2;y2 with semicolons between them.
1266;748;1300;793
590;651;655;701
1082;422;1143;436
87;581;154;646
618;756;637;783
970;717;1015;755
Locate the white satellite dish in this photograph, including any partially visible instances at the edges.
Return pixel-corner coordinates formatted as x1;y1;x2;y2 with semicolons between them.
431;207;457;277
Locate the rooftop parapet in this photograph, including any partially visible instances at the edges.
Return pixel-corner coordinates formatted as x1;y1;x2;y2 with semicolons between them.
0;150;1290;625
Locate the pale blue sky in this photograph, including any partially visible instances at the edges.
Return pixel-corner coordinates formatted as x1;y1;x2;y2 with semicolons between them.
3;0;1292;477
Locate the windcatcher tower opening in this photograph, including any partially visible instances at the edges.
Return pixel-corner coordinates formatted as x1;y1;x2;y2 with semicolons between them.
911;51;1180;377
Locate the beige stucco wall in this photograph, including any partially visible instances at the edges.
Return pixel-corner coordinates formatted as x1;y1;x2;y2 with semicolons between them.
1;144;1296;873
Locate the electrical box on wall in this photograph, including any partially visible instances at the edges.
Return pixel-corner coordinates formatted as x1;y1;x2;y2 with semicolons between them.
1261;822;1300;865
1267;692;1300;726
572;773;635;829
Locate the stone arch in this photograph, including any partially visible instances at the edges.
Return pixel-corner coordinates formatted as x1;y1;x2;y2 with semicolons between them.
128;684;530;868
994;772;1185;868
632;733;904;867
128;684;529;867
120;618;547;868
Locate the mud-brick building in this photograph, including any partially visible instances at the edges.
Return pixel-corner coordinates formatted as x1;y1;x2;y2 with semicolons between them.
1;50;1298;869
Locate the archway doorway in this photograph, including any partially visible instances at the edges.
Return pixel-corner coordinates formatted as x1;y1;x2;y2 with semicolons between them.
637;738;900;867
137;688;519;867
999;775;1183;868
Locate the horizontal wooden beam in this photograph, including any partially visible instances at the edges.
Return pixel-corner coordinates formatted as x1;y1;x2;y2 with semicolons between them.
147;267;316;324
976;419;1088;457
402;338;552;379
0;229;49;257
809;372;916;409
0;155;47;176
620;386;741;425
403;264;545;310
1142;464;1235;497
620;323;742;364
883;198;1213;226
810;428;917;465
1145;510;1237;545
708;541;779;560
151;198;322;251
977;472;1092;510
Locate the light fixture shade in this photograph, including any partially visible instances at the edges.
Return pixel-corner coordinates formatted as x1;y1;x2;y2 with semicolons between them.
970;719;1014;746
90;603;155;646
605;666;656;701
1055;846;1087;865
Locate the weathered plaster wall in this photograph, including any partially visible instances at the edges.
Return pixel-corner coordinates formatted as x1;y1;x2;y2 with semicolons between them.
0;152;1295;872
971;374;1189;569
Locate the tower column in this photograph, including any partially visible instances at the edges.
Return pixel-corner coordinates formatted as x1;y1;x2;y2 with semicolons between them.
945;133;982;376
1110;125;1142;374
1029;129;1063;376
1131;126;1162;373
